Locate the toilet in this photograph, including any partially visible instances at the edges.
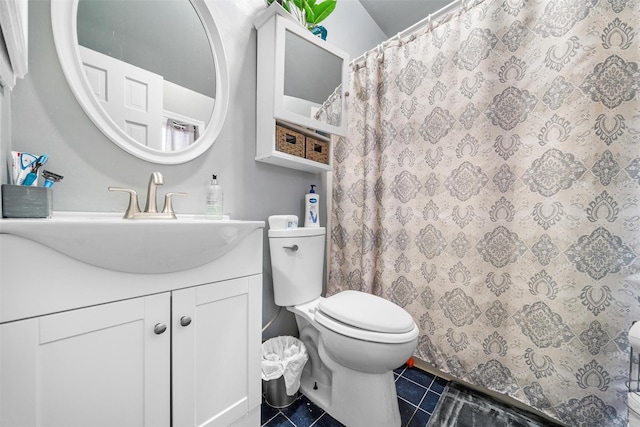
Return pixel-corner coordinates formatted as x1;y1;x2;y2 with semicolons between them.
268;220;419;427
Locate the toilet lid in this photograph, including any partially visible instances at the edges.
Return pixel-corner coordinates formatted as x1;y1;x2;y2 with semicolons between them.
318;290;416;334
314;309;419;344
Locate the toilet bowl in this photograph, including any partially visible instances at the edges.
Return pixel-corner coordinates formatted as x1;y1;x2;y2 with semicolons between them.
268;220;419;427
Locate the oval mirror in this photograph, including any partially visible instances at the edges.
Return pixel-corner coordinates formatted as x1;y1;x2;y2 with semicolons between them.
51;0;229;164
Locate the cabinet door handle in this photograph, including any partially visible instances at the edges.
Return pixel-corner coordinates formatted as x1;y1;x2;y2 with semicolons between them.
180;316;192;327
154;323;167;335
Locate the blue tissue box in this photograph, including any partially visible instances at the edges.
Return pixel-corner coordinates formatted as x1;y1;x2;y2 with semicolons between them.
1;184;52;218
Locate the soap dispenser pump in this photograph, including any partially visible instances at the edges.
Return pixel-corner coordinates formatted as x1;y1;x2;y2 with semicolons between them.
304;184;319;227
206;174;223;220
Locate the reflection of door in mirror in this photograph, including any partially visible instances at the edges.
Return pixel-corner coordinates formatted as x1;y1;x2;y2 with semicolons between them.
79;46;164;149
76;0;216;152
283;29;342;126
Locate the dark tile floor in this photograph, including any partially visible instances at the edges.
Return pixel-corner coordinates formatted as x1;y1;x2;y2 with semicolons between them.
261;365;448;427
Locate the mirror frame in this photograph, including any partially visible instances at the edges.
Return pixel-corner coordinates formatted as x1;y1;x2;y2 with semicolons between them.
51;0;229;164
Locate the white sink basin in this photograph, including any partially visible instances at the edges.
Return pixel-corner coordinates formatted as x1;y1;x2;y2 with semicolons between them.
0;211;264;274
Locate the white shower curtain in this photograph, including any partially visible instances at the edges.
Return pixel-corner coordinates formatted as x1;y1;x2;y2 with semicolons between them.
327;0;640;425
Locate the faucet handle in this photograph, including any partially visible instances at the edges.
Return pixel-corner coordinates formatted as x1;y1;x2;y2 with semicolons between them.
162;192;188;217
108;187;141;219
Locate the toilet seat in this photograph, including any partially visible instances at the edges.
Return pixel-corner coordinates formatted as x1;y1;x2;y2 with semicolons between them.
315;291;419;344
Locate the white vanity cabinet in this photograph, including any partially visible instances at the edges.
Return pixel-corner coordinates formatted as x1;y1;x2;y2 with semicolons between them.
172;277;262;427
0;277;261;427
0;223;263;427
1;294;172;426
254;3;349;173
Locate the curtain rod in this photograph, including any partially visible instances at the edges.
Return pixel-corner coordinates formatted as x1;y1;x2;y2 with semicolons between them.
351;0;464;67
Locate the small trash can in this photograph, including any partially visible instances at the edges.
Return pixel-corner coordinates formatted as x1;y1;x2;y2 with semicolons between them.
261;336;309;408
263;376;296;408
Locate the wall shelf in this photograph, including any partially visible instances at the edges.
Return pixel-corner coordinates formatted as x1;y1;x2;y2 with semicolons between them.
254;3;349;173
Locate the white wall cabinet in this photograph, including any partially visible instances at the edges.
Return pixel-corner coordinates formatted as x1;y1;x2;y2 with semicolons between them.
0;0;28;89
0;227;263;427
254;3;349;173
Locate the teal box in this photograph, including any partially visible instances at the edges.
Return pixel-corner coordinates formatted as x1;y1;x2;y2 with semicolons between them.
1;185;52;218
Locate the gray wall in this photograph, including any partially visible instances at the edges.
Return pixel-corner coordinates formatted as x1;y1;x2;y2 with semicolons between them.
2;0;386;338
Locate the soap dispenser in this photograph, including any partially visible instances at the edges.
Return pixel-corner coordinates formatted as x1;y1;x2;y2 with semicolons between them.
206;174;223;220
304;184;319;227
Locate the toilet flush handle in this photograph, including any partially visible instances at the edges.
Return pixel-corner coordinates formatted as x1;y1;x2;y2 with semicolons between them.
283;245;299;251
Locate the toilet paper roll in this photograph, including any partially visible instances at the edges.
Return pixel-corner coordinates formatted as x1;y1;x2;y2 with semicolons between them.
629;322;640;353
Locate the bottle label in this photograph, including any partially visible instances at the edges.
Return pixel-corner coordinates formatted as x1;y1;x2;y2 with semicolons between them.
309;198;317;203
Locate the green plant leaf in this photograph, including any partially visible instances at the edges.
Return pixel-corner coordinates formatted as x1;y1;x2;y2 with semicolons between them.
309;0;336;25
303;0;316;23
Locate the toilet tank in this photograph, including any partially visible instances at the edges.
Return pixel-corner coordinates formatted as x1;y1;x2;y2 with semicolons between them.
268;226;325;306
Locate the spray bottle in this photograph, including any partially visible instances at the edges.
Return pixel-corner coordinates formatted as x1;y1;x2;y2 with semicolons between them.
304;184;319;227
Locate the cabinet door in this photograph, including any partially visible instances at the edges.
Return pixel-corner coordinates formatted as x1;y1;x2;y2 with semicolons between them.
173;276;262;427
0;294;171;427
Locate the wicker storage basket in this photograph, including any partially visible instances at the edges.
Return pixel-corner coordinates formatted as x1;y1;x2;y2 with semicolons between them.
305;136;329;164
275;125;305;158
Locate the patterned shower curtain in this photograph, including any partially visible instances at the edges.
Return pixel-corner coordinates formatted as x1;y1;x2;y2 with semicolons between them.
326;0;640;425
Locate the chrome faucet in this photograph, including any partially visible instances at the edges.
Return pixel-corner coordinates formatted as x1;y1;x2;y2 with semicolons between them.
109;172;187;219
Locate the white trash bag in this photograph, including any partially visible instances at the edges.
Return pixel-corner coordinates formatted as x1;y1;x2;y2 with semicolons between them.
261;336;309;395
